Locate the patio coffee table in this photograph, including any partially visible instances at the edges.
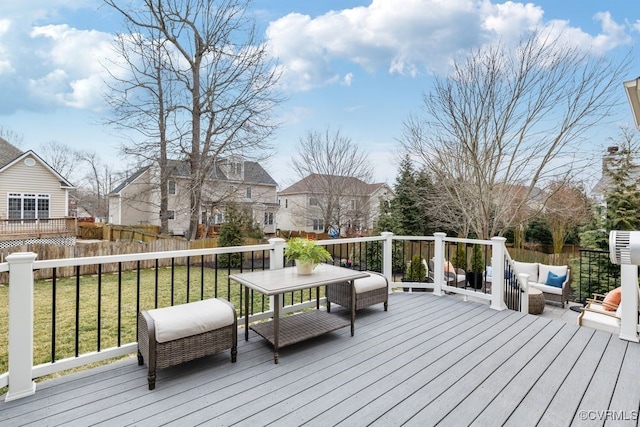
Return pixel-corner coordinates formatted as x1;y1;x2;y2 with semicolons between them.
230;264;369;363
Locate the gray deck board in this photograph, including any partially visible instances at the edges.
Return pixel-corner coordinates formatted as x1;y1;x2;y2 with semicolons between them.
1;292;639;427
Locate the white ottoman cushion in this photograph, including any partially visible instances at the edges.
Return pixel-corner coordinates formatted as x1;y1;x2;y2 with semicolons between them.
353;274;388;293
148;298;235;343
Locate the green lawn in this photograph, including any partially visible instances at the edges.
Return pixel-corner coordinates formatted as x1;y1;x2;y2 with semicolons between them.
0;265;322;382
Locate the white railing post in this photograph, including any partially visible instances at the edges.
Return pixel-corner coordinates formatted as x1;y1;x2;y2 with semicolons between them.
619;264;640;342
433;232;446;296
381;232;393;284
269;238;286;270
518;274;530;314
268;238;286;312
490;237;507;310
5;252;37;402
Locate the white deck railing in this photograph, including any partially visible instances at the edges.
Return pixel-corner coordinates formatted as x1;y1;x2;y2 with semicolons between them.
9;232;631;402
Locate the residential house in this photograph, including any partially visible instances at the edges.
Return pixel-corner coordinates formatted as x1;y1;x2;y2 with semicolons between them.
0;137;75;245
108;156;279;236
277;174;394;235
590;145;639;206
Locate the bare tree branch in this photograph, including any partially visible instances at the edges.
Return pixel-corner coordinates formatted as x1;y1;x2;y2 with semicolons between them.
402;30;630;239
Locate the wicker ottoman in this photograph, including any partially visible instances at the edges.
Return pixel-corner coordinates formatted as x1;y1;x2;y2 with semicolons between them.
137;298;237;390
326;271;389;313
528;288;545;315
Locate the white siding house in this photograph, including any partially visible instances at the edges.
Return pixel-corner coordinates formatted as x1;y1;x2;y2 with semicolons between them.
277;174;393;235
108;156;278;236
0;138;73;221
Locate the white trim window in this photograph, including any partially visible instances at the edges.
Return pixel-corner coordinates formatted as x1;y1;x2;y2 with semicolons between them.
264;212;273;225
168;180;176;195
8;193;50;220
313;218;323;231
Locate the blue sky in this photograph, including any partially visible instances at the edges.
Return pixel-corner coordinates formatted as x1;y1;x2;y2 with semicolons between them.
0;0;639;189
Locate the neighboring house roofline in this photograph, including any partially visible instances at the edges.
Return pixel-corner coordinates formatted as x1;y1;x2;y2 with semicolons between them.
278;174;393;197
0;149;75;189
111;158;277;194
109;166;150;195
0;137;23;168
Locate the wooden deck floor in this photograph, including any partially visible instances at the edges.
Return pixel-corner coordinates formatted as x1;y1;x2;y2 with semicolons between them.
2;292;640;426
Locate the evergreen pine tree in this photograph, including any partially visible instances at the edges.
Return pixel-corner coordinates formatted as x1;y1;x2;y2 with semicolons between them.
604;144;640;231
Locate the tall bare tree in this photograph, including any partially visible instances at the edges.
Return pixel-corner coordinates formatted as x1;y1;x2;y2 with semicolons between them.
402;30;630;239
78;151;117;219
290;128;373;233
104;22;179;234
544;181;591;255
38;141;82;183
104;0;282;239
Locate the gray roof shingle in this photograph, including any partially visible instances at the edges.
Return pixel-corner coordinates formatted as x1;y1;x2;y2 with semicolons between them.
0;138;24;169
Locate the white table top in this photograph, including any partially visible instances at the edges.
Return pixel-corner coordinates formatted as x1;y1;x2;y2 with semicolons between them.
230;264;370;295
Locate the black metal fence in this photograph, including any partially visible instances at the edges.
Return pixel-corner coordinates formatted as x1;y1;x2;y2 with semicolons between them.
576;249;620;304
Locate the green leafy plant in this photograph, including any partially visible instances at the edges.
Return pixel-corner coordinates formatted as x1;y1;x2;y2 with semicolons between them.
452;241;467;271
284;237;333;264
470;244;484;272
405;255;427;282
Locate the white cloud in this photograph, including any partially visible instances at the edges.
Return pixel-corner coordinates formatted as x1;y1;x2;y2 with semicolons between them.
0;19;14;74
266;0;634;92
29;24;114;109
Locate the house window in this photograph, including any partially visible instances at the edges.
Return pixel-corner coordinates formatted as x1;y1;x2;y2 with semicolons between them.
168;180;176;195
167;210;175;220
350;199;356;210
201;211;207;224
313;218;323;231
309;197;318;206
38;197;49;220
246;187;252;199
285;199;288;208
264;212;273;225
8;193;50;220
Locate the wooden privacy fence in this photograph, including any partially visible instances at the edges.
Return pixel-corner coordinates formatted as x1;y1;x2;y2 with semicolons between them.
0;237;267;284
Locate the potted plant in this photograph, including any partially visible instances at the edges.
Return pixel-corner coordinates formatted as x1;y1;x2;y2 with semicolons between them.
284;237;333;275
402;254;427;291
466;244;484;289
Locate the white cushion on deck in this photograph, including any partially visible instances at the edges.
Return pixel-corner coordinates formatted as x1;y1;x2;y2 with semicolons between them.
538;264;568;284
578;303;621;334
529;282;563;295
513;261;539;283
147;298;235;343
354;274;388;293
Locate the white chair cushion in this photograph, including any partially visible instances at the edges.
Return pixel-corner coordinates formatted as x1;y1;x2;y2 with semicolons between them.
147;298;235;343
354;274;388;293
529;282;563;295
579;303;621;334
538;264;568;285
513;261;539;283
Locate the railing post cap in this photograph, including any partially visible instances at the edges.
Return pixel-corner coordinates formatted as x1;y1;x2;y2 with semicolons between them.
268;238;286;244
6;252;38;263
380;231;394;237
433;232;446;238
491;236;507;242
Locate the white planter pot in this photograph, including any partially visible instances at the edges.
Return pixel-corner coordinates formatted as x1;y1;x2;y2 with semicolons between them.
295;259;315;275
